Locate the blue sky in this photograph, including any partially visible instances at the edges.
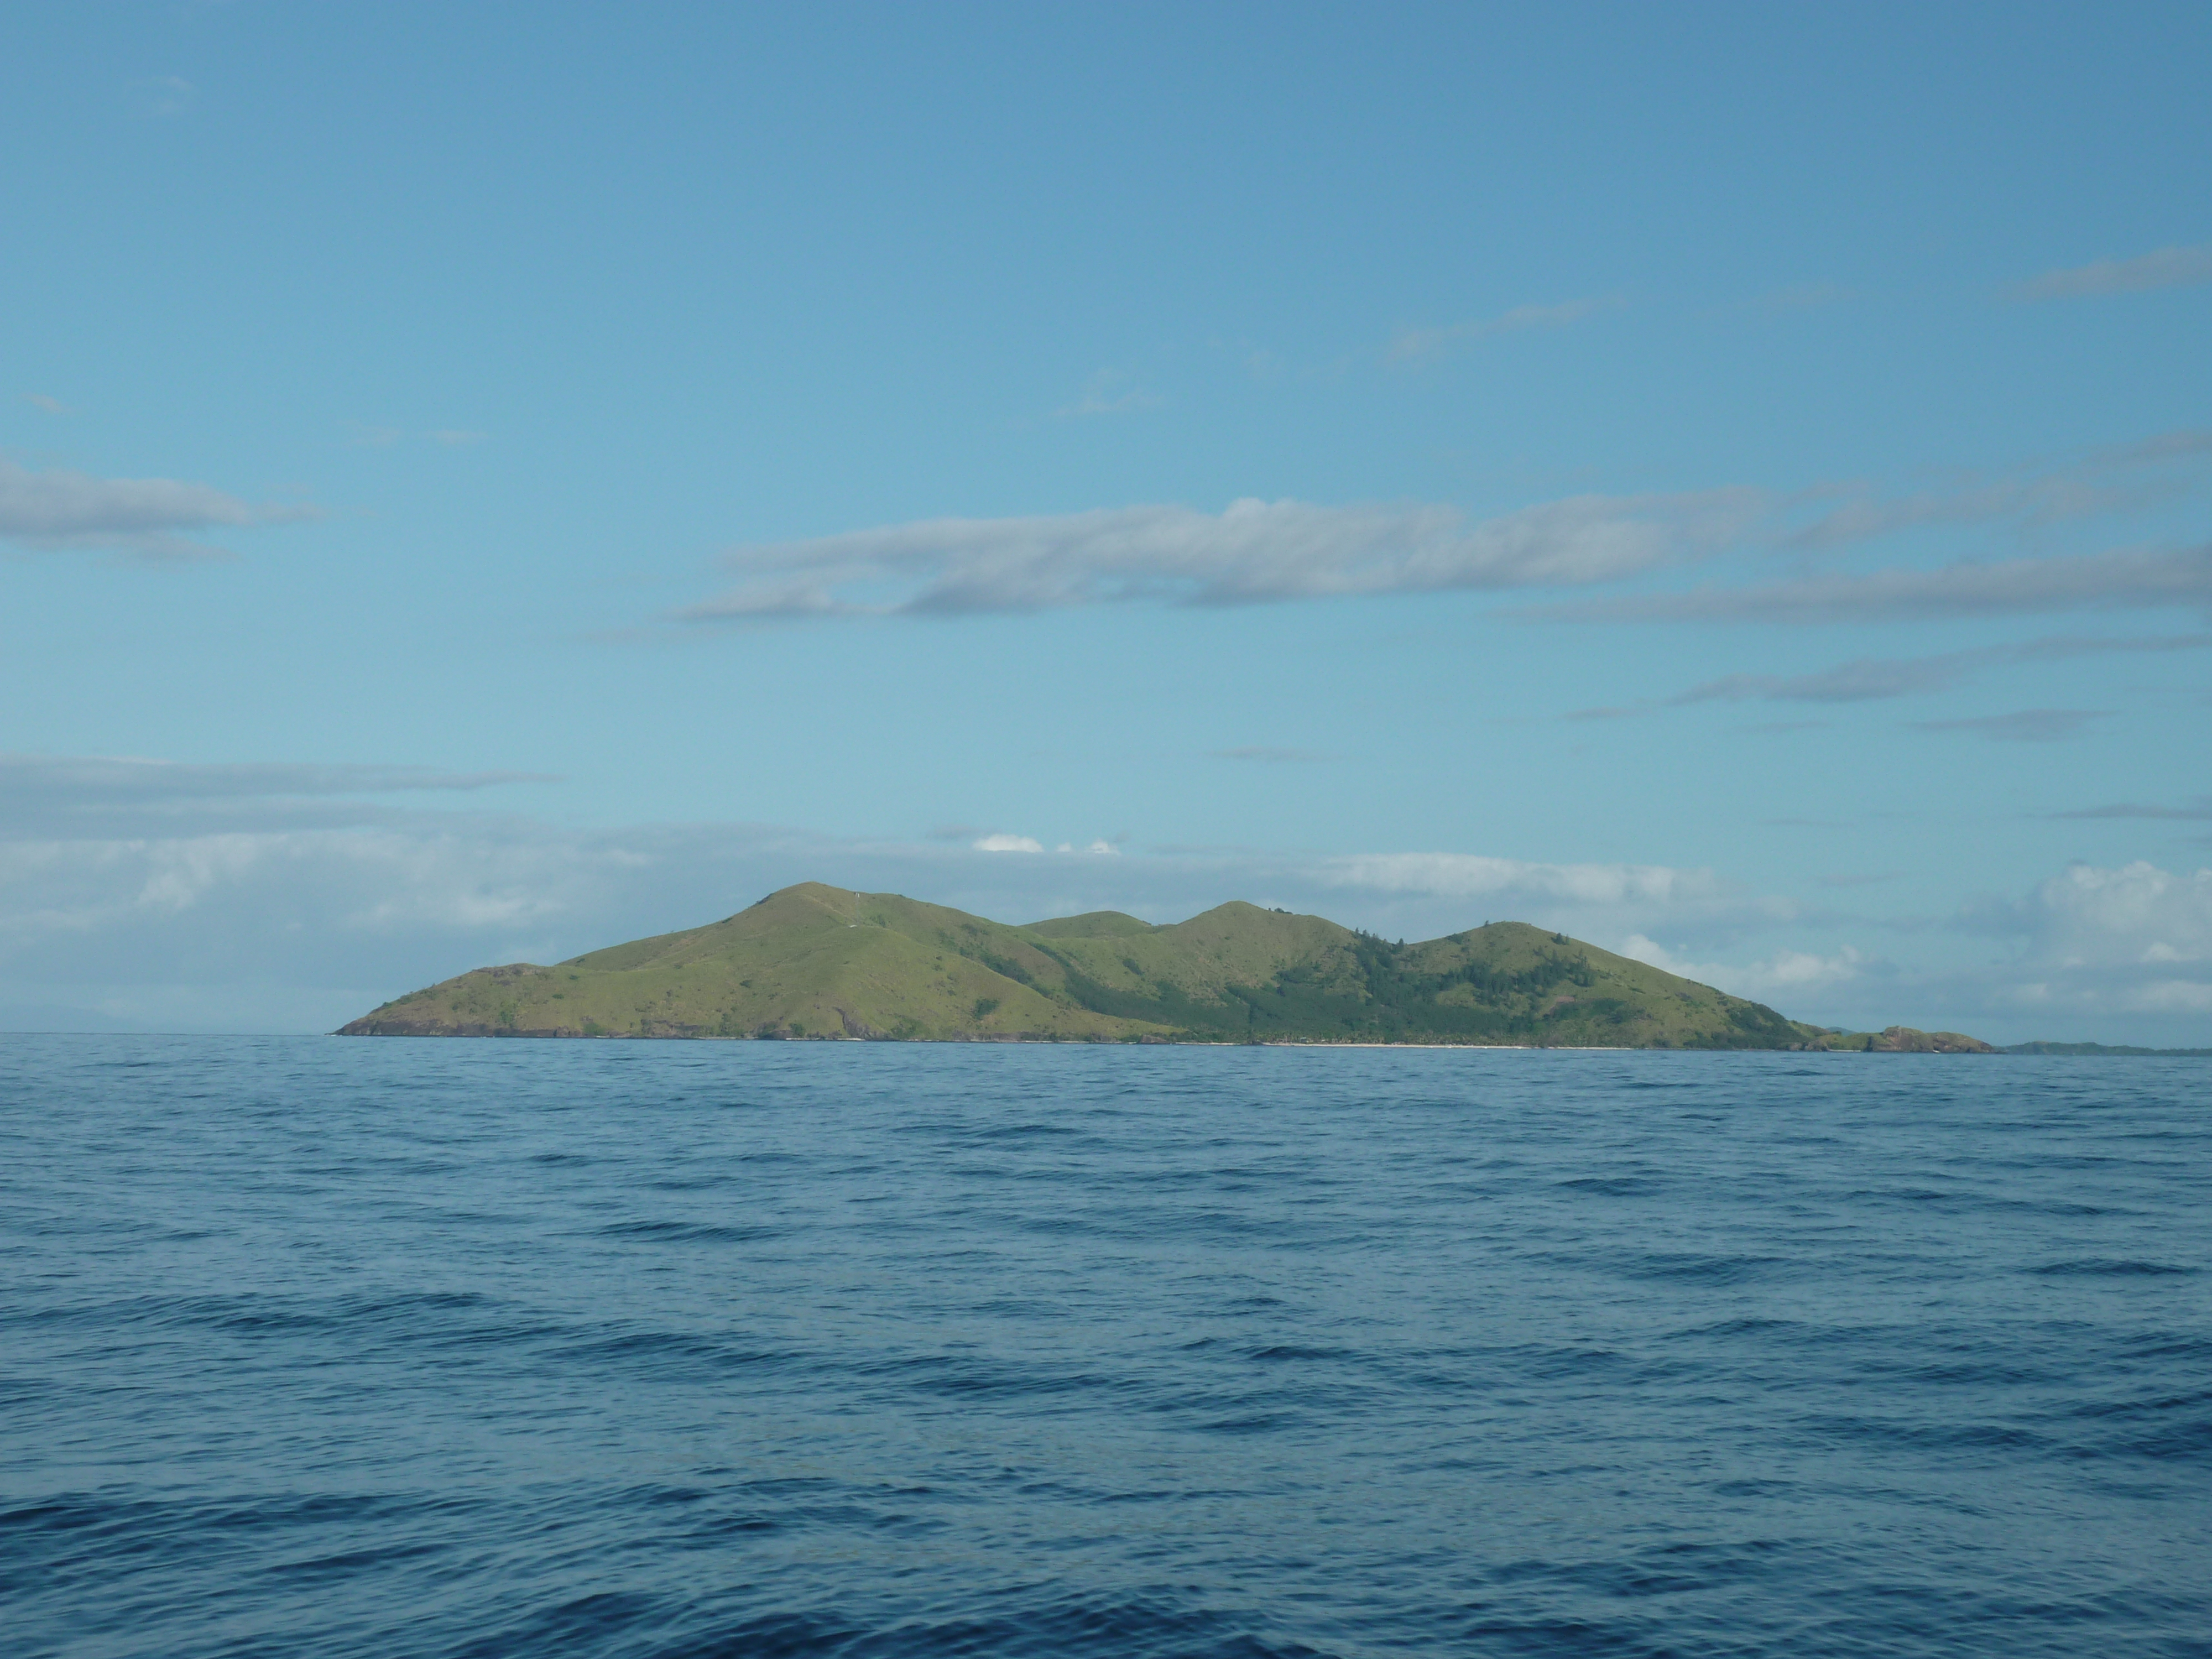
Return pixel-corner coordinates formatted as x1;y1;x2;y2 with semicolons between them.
4;1;2209;1040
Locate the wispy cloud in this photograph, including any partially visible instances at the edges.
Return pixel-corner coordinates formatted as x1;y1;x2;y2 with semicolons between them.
1052;369;1162;419
2051;797;2212;822
22;393;78;415
1388;295;1622;363
1671;633;2209;705
1747;281;1850;316
0;754;554;803
1561;705;1642;722
0;753;555;838
1540;543;2212;624
1569;634;2205;721
132;76;196;118
677;491;1761;622
349;425;489;449
1785;430;2212;550
677;425;2212;629
0;456;316;559
2016;244;2212;300
1908;708;2113;743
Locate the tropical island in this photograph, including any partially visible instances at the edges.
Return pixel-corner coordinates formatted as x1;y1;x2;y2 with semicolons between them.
338;881;1992;1050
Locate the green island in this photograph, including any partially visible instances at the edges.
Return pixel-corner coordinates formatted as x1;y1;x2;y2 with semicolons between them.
338;881;1994;1050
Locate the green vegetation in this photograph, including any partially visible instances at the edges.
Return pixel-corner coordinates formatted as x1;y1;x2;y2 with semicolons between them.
336;881;1969;1049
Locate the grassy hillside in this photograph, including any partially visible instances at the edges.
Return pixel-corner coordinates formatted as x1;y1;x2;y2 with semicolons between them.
339;881;1866;1048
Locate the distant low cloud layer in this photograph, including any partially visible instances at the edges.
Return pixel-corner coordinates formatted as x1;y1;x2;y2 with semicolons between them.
2016;244;2212;300
1627;859;2212;1030
680;493;1761;620
1965;862;2212;1020
0;456;313;559
6;750;2205;1044
0;749;1774;1031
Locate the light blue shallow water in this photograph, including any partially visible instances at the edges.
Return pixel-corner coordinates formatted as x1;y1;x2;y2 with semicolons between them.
2;1036;2207;1658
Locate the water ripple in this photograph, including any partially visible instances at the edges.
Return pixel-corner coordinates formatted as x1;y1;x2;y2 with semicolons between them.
2;1037;2208;1658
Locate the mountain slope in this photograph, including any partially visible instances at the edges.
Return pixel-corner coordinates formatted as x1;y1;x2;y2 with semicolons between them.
339;881;1855;1047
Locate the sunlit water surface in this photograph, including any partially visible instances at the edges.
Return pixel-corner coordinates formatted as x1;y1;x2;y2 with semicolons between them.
3;1036;2207;1657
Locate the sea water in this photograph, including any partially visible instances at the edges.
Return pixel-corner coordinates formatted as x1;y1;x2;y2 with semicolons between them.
2;1036;2206;1658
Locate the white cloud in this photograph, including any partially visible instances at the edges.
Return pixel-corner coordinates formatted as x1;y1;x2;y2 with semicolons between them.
1886;860;2212;1037
1324;852;1725;908
2007;860;2212;967
2017;245;2212;300
678;492;1761;621
1522;861;2212;1043
972;834;1045;853
1618;933;1866;1001
0;456;314;559
2130;980;2212;1013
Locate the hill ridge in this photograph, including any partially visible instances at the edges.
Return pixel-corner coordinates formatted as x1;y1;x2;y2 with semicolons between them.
339;882;1991;1051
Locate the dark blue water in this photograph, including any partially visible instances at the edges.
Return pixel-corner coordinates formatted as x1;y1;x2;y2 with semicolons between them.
3;1039;2207;1658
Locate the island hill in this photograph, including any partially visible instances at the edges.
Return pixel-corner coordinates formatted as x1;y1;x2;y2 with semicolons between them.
340;881;1991;1051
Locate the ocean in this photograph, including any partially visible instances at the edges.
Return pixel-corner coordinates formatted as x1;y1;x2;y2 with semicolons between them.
3;1036;2206;1658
